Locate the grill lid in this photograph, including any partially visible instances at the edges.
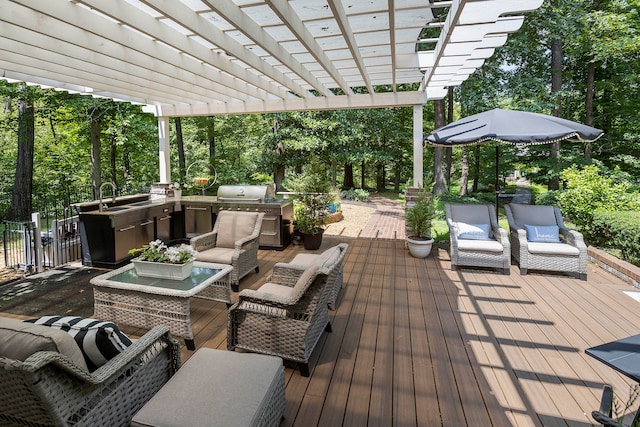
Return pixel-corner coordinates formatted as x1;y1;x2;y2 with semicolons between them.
216;185;275;202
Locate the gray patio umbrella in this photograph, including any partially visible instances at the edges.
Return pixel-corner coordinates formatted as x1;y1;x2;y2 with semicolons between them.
425;108;604;207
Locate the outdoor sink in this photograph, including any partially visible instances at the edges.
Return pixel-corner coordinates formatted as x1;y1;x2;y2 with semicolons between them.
101;206;129;212
127;200;155;207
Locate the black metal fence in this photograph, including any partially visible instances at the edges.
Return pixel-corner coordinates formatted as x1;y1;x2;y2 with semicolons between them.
1;184;149;274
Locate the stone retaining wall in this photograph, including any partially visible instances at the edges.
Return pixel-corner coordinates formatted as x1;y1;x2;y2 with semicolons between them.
588;246;640;289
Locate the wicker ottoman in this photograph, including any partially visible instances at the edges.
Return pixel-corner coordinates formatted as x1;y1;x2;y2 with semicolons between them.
131;348;285;427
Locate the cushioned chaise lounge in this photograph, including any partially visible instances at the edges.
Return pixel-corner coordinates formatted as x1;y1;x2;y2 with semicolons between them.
505;203;587;280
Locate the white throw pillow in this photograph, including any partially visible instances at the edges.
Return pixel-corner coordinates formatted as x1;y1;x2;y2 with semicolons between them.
456;223;490;240
524;224;560;243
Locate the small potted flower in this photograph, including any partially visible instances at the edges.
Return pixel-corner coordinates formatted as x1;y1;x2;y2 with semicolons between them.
129;240;198;280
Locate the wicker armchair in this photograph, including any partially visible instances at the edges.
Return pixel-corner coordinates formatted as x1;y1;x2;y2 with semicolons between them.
445;203;511;274
0;323;180;427
227;263;331;377
505;203;587;280
284;243;349;310
191;210;265;291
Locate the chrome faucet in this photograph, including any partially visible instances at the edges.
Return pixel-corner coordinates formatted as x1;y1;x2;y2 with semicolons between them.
99;182;117;212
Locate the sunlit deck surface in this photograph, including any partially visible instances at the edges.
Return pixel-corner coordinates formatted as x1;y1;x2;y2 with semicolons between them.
3;235;640;426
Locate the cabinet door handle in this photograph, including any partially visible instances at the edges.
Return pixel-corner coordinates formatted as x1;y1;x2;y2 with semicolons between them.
159;215;171;221
140;220;154;226
118;225;135;232
186;206;208;211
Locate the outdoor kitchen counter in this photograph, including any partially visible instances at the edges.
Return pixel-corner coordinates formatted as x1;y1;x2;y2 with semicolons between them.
76;197;181;268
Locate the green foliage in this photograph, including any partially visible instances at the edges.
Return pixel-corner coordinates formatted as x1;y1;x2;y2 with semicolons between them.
341;188;370;202
555;165;640;241
592;210;640;265
286;160;333;235
405;188;436;239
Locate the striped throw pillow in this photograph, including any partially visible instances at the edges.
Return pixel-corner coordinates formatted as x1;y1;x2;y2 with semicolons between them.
26;316;132;371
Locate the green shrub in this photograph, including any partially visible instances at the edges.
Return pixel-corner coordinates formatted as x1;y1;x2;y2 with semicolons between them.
556;165;640;242
592;210;640;265
535;189;559;206
341;188;370;202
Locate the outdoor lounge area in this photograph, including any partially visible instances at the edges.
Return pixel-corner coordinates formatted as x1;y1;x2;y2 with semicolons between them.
2;231;640;426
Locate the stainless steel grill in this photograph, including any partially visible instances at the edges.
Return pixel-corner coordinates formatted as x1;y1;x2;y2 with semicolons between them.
212;185;292;250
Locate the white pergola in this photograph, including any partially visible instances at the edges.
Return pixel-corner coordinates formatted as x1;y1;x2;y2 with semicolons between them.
0;0;543;186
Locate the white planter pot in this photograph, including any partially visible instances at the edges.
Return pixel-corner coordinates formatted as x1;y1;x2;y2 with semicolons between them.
406;236;434;258
132;258;194;280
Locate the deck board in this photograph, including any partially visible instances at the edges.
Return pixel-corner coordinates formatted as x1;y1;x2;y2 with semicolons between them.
3;235;640;426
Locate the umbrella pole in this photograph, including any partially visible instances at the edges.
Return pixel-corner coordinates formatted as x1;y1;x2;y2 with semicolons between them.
495;144;499;213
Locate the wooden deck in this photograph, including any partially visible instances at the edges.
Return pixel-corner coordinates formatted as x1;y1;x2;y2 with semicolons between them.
4;235;640;426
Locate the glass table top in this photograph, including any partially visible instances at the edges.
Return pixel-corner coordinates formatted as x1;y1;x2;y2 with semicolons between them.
108;266;222;292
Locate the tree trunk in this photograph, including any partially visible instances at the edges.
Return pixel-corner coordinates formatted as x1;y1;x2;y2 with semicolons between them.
433;99;447;195
472;145;480;193
8;89;35;220
376;163;385;192
459;147;469;196
175;117;186;184
394;158;401;192
549;36;563;190
208;117;216;179
361;160;366;189
584;0;601;161
90;116;101;200
343;163;354;188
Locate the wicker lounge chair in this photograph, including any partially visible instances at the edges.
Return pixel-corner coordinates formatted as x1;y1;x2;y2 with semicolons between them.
0;317;180;427
445;203;511;274
284;243;349;310
227;263;331;377
505;203;587;280
190;210;264;291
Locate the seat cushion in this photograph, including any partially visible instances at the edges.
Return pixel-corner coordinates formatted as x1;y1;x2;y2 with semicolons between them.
289;253;318;266
527;242;580;256
195;247;235;264
215;212;259;249
26;316;132;371
131;348;285;427
0;317;88;370
457;239;505;253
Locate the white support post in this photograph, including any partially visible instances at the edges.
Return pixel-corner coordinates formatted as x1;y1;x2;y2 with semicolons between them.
413;104;424;188
31;212;43;273
158;116;171;183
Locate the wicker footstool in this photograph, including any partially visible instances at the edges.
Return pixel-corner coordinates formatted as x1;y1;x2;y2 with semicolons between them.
131;348;285;427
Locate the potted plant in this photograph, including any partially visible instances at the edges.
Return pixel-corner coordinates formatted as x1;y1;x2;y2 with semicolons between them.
286;161;333;250
128;240;198;280
405;187;436;258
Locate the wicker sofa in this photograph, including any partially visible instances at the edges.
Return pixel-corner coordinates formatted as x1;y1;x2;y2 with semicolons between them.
190;210;265;291
228;263;331;377
505;203;588;280
445;203;511;274
282;243;349;310
0;317;180;427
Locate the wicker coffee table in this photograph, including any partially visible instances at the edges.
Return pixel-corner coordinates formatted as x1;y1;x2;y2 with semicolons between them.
91;261;233;350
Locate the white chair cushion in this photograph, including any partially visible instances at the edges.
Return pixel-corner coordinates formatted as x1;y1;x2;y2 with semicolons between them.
289;253;318;266
195;247;235;264
527;242;580;256
457;239;505;253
